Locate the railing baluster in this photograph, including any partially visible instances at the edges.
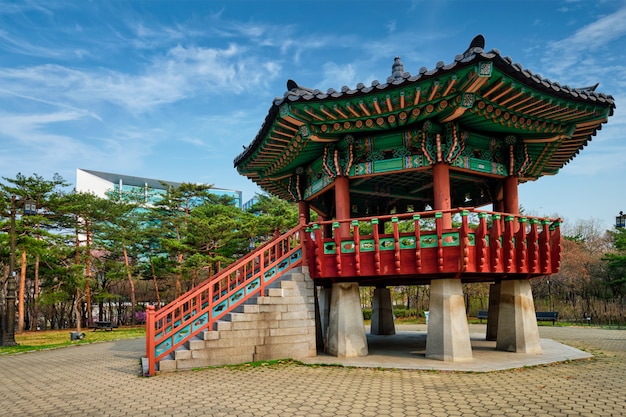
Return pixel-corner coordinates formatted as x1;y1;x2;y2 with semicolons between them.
435;212;444;272
539;219;551;274
549;220;562;273
516;218;528;273
490;214;502;272
503;216;515;273
333;222;342;276
313;224;323;276
476;212;488;272
392;217;401;273
459;210;469;273
413;214;421;273
372;218;381;275
352;220;361;276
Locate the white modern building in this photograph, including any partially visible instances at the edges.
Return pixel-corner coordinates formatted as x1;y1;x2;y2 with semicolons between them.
76;169;243;208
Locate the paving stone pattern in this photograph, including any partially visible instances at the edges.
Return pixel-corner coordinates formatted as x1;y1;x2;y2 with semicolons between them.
0;326;624;416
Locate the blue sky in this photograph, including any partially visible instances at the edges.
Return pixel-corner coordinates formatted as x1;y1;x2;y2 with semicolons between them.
0;0;624;231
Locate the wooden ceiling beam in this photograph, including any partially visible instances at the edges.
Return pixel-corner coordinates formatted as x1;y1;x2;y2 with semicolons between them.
386;96;394;112
428;82;440;101
276;120;299;132
491;85;516;103
346;104;361;118
498;89;526;107
413;87;421;105
359;101;371;116
334;105;349;119
442;77;457;96
481;79;505;99
373;99;382;115
319;106;337;120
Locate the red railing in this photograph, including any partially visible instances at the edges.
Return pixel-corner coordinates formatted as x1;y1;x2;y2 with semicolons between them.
145;221;306;376
304;208;561;280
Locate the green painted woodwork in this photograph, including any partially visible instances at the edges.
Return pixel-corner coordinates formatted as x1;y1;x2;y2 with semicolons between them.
360;239;375;252
323;242;336;254
399;237;416;249
379;238;395;250
235;37;614;216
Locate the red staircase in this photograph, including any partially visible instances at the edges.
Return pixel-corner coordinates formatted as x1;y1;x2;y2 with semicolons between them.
145;223;305;376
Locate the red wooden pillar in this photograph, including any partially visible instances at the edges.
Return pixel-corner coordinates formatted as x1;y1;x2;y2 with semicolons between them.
334;175;351;238
503;176;519;215
432;163;452;228
298;200;310;224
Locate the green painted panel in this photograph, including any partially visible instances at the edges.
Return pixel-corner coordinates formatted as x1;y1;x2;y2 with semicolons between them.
323;242;336;254
399;236;417;249
421;234;437;248
373;158;403;173
341;241;356;253
379;238;395;250
360;239;375;252
443;232;460;247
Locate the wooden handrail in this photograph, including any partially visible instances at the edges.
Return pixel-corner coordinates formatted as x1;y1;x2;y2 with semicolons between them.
146;221;306;376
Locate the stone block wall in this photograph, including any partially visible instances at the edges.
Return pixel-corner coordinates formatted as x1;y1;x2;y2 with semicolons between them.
159;267;316;372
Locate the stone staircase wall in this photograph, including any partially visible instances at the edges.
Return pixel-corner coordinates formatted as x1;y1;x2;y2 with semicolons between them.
159;267;317;372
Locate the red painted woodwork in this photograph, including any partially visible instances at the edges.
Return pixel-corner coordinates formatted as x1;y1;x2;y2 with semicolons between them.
304;208;561;285
432;163;452;228
145;221;306;376
147;207;561;375
334;175;351;237
504;176;519;215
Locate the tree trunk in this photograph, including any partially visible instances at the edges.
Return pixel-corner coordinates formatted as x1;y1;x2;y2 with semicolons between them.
175;252;183;298
150;257;161;309
17;248;27;333
85;224;93;326
31;254;40;331
122;247;137;325
74;288;82;332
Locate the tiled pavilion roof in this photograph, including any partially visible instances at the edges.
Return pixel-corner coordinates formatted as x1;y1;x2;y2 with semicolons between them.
234;35;615;204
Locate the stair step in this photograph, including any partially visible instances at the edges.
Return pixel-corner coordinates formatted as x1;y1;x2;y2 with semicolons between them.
158;265;315;373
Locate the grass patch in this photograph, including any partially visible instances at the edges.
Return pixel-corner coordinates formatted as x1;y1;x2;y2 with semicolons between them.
0;326;145;355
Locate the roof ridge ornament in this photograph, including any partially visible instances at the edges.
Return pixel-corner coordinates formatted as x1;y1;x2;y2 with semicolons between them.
463;34;485;58
286;79;314;94
576;83;599;93
391;56;405;80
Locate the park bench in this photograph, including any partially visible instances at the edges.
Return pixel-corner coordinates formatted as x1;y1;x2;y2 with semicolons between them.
93;321;115;331
535;311;558;325
476;310;558;325
477;310;488;323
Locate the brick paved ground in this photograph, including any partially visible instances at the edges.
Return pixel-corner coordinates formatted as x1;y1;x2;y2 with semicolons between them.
0;325;624;416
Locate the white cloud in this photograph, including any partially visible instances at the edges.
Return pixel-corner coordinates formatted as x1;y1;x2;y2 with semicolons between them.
542;5;626;76
0;42;282;114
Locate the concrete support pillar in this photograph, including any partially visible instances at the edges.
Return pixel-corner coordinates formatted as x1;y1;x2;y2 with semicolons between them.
426;279;473;361
486;283;501;341
371;287;396;335
316;287;332;350
327;282;368;357
496;280;541;353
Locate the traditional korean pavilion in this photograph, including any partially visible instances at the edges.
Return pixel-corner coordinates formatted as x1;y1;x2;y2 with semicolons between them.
233;35;615;361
